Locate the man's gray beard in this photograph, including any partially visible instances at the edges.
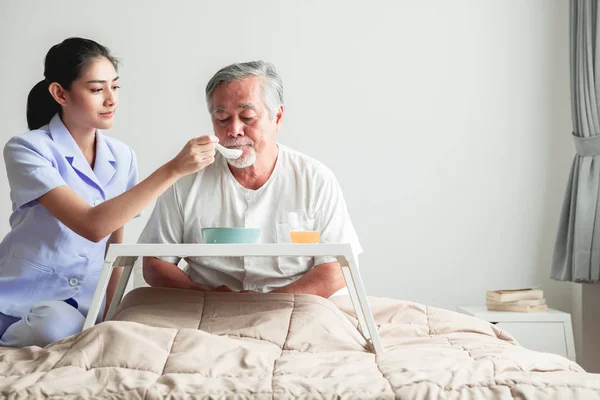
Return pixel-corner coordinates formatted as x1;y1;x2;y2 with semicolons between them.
226;150;257;169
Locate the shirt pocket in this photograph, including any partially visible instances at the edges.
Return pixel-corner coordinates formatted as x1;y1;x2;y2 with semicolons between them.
275;221;314;277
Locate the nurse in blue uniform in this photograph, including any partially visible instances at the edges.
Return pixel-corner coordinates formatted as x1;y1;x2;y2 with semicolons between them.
0;37;217;347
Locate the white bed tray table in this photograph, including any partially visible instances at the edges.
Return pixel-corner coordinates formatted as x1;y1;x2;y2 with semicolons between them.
83;243;383;354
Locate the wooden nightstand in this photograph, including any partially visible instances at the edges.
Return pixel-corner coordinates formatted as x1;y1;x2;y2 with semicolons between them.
457;306;576;361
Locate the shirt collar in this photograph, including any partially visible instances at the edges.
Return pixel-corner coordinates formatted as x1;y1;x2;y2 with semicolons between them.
49;114;117;189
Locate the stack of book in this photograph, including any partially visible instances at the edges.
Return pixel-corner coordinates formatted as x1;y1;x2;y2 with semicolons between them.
486;287;547;312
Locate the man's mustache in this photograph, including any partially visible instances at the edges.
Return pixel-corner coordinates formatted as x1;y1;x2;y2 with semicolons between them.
221;139;254;148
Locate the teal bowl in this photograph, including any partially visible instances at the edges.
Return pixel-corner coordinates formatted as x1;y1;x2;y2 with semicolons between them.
201;228;261;244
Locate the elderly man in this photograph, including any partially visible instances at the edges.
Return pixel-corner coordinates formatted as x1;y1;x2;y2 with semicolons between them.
138;61;361;298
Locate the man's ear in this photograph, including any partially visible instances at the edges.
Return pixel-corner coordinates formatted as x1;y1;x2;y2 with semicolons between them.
275;105;284;128
48;82;68;106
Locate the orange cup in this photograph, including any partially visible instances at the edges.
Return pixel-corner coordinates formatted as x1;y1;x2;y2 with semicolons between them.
290;231;320;243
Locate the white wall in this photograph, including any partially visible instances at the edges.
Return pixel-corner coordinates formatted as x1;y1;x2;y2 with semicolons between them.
0;1;575;329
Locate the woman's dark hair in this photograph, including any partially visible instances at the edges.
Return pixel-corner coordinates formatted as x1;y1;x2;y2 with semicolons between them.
26;37;119;130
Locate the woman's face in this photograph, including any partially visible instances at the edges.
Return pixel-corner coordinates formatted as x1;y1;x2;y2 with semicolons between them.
60;56;120;131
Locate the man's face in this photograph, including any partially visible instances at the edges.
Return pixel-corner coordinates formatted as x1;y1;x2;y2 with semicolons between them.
210;76;283;168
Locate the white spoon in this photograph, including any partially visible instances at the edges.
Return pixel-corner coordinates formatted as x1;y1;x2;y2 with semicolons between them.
215;143;243;159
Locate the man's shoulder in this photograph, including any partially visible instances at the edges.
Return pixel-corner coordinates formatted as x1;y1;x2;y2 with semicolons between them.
172;173;199;194
278;143;336;180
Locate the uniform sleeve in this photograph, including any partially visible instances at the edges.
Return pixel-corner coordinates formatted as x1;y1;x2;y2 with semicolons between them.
3;136;66;210
314;171;363;267
137;182;184;264
127;148;141;218
127;148;139;191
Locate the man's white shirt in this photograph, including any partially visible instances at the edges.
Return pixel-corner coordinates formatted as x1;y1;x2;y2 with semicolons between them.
138;143;362;293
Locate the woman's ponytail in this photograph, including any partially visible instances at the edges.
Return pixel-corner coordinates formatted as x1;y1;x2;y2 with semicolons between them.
26;79;60;130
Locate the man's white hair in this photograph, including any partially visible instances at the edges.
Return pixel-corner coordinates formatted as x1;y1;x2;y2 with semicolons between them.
205;61;284;119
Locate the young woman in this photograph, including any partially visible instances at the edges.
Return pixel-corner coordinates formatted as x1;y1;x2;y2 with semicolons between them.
0;37;217;347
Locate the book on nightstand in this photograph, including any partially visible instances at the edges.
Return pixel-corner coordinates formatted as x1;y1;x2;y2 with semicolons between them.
486;288;547;312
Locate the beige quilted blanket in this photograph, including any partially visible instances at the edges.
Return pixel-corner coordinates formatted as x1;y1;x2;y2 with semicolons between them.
1;288;599;399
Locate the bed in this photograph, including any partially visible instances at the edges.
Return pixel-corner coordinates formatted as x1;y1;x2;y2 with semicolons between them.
1;288;599;399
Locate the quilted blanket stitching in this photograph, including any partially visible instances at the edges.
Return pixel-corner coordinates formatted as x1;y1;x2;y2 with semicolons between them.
445;336;475;360
425;306;433;337
374;351;395;397
196;294;207;331
207;333;282;349
444;335;529;374
0;368;273;378
159;330;178;377
271;295;296;398
3;379;598;397
2;294;597;398
378;380;600;392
